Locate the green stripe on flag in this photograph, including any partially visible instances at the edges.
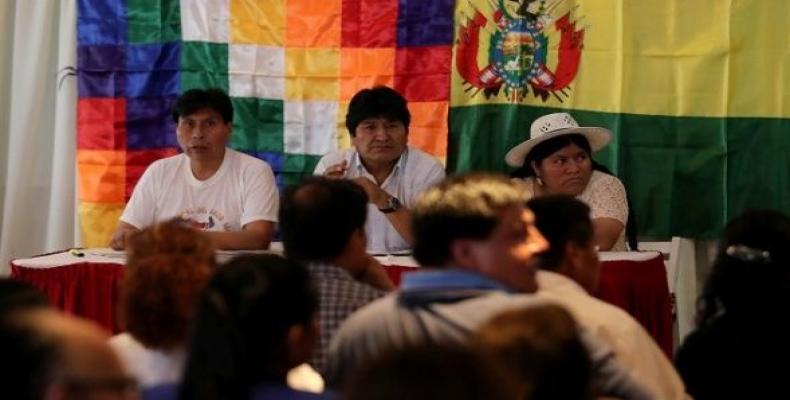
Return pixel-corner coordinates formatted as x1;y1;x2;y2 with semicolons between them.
449;105;790;238
127;0;181;43
231;97;285;153
181;41;229;92
282;154;322;187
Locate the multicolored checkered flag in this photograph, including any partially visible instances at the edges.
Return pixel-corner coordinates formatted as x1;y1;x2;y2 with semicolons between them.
76;0;454;246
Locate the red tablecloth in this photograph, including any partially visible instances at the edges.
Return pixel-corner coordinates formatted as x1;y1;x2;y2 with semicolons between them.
597;254;673;356
10;261;125;333
10;252;672;356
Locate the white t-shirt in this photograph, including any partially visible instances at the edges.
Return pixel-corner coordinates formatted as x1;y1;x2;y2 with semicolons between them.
121;148;279;231
314;146;445;254
109;333;185;388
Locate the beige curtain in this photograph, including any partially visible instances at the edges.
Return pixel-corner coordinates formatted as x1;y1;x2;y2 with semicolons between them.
0;0;79;274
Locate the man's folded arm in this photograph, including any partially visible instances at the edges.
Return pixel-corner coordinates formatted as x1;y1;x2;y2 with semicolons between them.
205;220;274;250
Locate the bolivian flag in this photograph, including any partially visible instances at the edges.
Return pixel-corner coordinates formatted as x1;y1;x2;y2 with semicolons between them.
451;0;790;238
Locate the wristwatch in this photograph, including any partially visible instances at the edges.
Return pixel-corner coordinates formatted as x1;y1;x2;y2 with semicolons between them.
379;196;401;214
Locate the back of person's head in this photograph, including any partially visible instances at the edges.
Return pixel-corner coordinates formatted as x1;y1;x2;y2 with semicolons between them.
345;343;517;400
280;176;368;262
121;254;211;350
527;196;594;269
346;86;410;136
172;88;233;123
412;173;530;266
474;304;594;400
698;209;790;326
0;311;59;399
0;280;53;399
0;278;49;315
126;220;216;269
1;309;135;400
180;254;318;400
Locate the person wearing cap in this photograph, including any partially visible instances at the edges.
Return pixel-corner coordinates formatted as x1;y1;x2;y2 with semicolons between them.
505;112;629;251
314;86;445;254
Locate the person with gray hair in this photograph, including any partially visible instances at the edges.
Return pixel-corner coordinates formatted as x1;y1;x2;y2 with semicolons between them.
326;173;652;399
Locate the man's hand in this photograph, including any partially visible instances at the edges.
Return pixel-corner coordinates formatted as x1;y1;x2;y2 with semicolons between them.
323;160;348;179
109;222;140;250
352;176;414;245
351;177;389;208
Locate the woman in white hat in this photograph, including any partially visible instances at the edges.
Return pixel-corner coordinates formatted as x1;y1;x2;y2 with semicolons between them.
505;112;631;251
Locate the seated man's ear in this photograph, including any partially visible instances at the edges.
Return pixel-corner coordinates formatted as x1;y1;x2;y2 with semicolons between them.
449;239;478;270
285;318;319;368
565;241;584;269
351;227;367;248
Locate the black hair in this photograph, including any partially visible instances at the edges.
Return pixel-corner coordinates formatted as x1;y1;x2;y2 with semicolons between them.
345;343;516;400
511;134;592;179
0;279;49;315
511;133;639;250
0;281;55;400
527;196;594;269
172;88;233;123
345;86;410;137
412;173;529;267
0;313;58;400
280;177;368;262
475;304;594;400
696;209;790;327
179;254;317;400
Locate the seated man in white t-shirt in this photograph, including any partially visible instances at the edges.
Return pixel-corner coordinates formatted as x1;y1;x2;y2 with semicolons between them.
109;88;278;250
314;86;445;254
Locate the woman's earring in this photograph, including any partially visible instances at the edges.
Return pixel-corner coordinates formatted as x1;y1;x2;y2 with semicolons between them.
536;176;545;186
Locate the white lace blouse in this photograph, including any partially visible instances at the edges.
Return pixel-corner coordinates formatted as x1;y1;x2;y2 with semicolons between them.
519;170;629;251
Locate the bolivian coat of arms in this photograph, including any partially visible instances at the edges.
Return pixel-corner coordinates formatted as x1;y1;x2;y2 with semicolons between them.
456;0;585;102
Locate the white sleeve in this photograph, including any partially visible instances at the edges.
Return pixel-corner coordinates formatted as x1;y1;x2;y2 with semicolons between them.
422;161;445;189
241;160;279;225
313;154;329;175
406;157;445;204
589;174;628;224
314;151;348;176
120;164;158;229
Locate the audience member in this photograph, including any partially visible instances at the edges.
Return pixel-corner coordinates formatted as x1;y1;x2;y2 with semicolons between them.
474;304;593;400
179;254;337;400
528;195;689;399
280;176;392;373
0;308;137;400
314;86;445;254
326;173;651;399
125;219;216;269
0;278;49;314
675;209;790;400
345;343;517;400
111;88;279;250
110;254;211;389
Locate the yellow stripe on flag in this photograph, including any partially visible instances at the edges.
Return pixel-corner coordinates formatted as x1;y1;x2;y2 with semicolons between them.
452;0;789;118
79;202;126;248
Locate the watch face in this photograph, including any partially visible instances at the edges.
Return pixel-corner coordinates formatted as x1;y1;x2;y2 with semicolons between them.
381;196;401;213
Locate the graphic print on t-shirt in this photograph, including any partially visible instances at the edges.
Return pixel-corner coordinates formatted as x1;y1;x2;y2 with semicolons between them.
179;206;233;231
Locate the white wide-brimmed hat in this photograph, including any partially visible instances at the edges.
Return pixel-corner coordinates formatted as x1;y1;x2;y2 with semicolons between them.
504;112;612;168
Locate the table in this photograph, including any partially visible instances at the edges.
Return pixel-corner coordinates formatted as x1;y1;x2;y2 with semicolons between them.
10;249;672;355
